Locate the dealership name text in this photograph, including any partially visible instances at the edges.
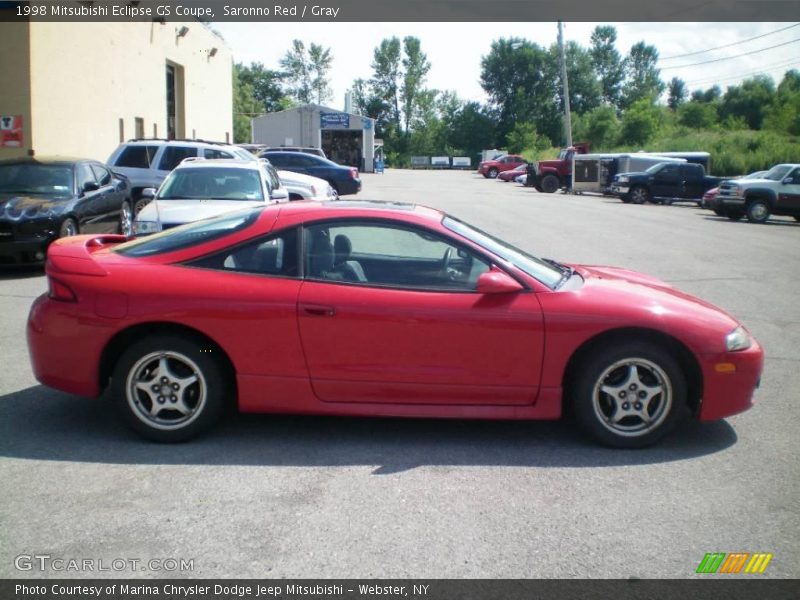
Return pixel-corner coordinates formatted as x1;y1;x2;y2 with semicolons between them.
15;583;421;597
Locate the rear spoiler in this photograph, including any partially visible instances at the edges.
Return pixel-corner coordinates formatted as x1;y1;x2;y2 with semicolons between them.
46;234;126;276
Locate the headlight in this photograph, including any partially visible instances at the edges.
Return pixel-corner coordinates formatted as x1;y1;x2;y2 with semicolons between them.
133;220;162;235
726;326;751;352
617;176;629;183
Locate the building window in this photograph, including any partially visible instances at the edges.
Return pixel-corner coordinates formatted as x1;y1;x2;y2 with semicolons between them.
135;117;144;139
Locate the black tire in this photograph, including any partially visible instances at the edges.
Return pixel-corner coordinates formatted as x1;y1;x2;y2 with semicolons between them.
118;201;133;237
745;199;770;224
540;174;560;194
133;197;150;216
629;185;650;204
58;217;78;238
111;335;228;442
570;340;687;448
487;167;499;179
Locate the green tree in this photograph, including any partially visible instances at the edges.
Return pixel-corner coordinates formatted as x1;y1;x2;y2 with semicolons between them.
621;99;661;145
589;25;625;107
691;85;722;104
622;42;665;108
280;40;333;104
308;43;333;104
445;101;497;162
401;36;432;133
371;37;402;128
719;75;776;130
236;62;288;113
232;65;262;143
667;77;687;110
551;41;602;116
575;105;620;149
764;70;800;135
677;101;718;129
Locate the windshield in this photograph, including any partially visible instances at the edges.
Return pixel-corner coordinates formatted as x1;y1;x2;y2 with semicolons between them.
0;163;73;196
115;207;262;257
645;163;669;174
443;216;563;289
158;167;264;201
762;165;792;181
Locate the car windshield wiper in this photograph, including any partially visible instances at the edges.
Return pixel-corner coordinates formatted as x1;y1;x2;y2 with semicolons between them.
543;257;575;288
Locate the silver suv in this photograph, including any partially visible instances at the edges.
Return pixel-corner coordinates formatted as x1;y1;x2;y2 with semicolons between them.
107;139;254;214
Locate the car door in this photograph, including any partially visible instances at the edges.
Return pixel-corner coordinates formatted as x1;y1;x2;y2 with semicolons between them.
680;165;704;199
777;167;800;212
296;219;545;406
90;163;124;232
651;164;681;198
73;162;107;233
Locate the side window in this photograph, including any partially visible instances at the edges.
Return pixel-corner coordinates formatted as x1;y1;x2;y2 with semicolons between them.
189;227;299;277
114;145;158;168
76;163;97;191
265;154;286;168
203;149;234;160
262;164;279;193
91;164;112;186
786;168;800;182
303;221;491;291
158;146;197;171
658;165;679;178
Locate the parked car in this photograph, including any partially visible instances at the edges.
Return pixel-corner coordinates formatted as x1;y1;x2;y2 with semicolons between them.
710;164;800;223
277;169;337;201
132;159;288;235
29;201;762;448
263;146;327;159
0;157;132;265
610;162;722;204
701;170;767;210
259;151;361;196
107;139;255;214
478;154;526;179
497;163;529;182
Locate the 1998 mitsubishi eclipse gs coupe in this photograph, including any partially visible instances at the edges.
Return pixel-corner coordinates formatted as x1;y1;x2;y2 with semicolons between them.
27;201;763;447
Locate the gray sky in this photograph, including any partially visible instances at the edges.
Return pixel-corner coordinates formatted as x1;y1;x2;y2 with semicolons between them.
214;22;800;109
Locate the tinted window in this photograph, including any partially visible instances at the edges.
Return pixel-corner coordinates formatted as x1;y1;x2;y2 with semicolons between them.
158;167;264;201
158;146;197;171
91;164;112;186
77;163;97;190
115;208;262;257
203;149;234;160
304;221;490;291
0;163;74;196
115;145;158;168
190;227;299;277
261;163;280;193
264;153;288;167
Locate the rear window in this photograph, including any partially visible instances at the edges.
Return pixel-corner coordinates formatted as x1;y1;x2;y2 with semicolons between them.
115;207;263;258
158;146;197;171
114;145;158;168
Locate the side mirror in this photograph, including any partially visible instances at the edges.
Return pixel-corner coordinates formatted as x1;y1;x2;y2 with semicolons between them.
782;177;794;185
270;187;290;203
477;269;524;294
82;181;100;193
141;188;157;199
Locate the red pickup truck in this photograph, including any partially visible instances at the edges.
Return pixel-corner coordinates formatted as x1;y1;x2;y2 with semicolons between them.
478;154;526;179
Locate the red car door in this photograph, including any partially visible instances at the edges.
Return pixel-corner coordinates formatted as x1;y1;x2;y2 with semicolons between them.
296;220;545;406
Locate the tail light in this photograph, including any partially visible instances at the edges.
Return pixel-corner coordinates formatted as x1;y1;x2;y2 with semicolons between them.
48;277;77;302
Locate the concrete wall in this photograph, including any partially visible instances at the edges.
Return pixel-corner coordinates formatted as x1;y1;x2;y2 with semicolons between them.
0;22;32;161
23;21;232;162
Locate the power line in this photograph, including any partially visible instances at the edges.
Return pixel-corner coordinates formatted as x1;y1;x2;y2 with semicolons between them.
660;23;800;60
660;38;800;70
684;58;800;87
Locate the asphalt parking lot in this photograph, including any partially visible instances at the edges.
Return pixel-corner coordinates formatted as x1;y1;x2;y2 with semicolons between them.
1;169;798;579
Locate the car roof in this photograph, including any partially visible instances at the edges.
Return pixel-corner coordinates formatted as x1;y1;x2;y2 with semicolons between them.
122;139;238;150
0;156;87;166
272;200;444;223
173;158;261;170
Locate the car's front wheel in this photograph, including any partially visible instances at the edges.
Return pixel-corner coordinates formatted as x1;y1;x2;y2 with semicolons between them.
487;167;499;179
118;201;133;237
58;217;78;238
112;335;227;442
540;174;560;193
745;199;770;224
629;185;650;204
571;341;687;448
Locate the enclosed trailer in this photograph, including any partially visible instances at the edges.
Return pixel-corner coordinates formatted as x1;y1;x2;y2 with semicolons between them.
572;153;686;193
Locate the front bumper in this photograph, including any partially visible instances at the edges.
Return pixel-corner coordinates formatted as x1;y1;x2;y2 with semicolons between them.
697;339;764;421
717;195;746;209
0;237;52;265
611;184;630;194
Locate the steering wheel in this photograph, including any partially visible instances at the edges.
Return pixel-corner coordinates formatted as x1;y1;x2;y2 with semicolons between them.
440;248;453;273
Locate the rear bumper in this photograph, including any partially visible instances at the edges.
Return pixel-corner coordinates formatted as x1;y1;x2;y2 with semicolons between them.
697;340;764;421
336;179;361;196
27;293;104;397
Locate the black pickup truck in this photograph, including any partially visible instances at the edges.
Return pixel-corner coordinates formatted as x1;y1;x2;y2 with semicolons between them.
610;162;723;204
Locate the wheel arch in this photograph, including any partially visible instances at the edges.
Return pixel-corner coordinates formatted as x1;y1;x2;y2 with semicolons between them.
99;322;237;400
744;188;777;207
561;326;704;415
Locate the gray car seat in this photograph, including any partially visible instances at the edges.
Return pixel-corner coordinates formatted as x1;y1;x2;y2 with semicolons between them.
333;234;368;282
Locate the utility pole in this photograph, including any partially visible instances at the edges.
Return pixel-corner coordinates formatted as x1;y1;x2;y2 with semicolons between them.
557;21;573;147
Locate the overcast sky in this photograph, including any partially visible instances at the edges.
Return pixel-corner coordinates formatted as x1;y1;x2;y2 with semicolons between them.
213;22;800;110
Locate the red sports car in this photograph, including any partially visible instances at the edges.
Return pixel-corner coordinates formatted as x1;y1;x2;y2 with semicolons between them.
477;154;526;179
497;163;529;182
27;201;763;447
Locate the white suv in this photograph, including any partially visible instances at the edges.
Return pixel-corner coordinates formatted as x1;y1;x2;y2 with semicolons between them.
132;159;289;236
107;139;254;213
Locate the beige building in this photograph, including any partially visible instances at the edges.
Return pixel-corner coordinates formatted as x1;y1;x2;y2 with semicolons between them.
0;19;232;162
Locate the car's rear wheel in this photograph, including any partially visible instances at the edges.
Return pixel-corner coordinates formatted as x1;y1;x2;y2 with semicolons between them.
59;218;78;238
487;167;499;179
118;201;133;237
112;335;227;442
629;186;650;204
571;341;686;448
745;199;770;224
540;174;560;193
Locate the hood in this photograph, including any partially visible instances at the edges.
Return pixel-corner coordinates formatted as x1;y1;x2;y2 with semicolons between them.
137;199;265;225
570;264;740;345
0;193;70;219
536;159;563;168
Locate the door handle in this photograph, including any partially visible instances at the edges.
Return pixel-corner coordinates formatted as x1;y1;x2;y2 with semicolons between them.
301;304;336;317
